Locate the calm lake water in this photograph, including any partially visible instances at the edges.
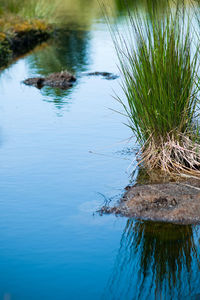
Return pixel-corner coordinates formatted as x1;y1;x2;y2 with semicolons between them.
0;1;200;299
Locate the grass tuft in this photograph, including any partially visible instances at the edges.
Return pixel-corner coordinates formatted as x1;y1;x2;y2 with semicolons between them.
108;1;200;175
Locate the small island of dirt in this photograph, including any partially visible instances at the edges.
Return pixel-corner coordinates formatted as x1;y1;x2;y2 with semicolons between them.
23;71;119;90
23;71;76;89
99;179;200;224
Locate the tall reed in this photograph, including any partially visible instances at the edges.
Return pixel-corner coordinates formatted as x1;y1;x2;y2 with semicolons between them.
109;1;200;175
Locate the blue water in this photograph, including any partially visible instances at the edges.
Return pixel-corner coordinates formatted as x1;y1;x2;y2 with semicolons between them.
0;8;200;300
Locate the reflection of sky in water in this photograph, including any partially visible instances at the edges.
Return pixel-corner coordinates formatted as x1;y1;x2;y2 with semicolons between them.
0;2;200;299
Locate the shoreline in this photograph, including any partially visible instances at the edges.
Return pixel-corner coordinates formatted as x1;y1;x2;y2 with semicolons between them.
0;19;53;69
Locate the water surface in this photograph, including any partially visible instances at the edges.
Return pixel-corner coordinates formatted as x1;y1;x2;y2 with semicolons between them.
0;1;199;299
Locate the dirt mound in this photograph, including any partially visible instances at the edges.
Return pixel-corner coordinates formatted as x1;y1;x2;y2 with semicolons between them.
99;179;200;224
23;71;76;89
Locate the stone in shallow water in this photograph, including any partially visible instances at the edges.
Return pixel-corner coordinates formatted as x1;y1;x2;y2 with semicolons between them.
87;71;119;80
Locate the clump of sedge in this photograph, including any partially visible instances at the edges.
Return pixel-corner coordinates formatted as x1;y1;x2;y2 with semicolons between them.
110;1;200;176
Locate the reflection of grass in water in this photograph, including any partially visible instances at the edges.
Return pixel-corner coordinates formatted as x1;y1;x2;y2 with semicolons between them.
103;220;200;300
133;167;181;184
24;29;89;110
27;30;90;76
23;28;90;110
25;29;90;109
41;86;73;102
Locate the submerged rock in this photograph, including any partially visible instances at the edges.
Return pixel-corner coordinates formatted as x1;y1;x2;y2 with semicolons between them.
98;179;200;224
87;71;119;80
23;71;76;90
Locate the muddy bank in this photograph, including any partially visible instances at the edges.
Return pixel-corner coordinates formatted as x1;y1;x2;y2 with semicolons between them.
9;29;50;57
99;179;200;224
0;19;52;68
